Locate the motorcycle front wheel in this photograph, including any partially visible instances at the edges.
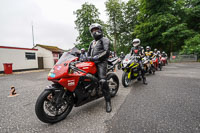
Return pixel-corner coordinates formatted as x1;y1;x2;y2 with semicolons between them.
122;72;131;87
35;89;74;123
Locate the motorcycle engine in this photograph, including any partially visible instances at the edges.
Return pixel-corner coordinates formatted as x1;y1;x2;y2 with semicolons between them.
82;74;99;97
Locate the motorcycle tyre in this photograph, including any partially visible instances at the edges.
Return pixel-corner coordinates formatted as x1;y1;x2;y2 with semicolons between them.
35;90;74;123
107;73;119;97
122;72;131;87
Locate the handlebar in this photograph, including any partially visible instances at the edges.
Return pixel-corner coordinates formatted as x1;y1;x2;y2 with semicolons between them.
69;62;86;74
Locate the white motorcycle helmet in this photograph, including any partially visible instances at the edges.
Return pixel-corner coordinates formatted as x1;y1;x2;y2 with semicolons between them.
132;38;140;47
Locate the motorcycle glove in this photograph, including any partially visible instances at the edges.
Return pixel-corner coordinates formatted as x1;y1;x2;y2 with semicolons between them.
92;55;99;61
87;56;99;61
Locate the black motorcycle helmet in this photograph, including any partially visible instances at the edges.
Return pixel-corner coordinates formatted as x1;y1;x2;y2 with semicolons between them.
146;46;151;52
89;23;103;41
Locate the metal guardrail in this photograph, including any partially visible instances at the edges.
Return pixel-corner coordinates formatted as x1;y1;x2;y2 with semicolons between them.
170;54;198;62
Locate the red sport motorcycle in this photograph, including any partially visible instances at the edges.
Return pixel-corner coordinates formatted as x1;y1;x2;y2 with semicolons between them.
161;56;168;66
35;52;119;123
152;55;162;71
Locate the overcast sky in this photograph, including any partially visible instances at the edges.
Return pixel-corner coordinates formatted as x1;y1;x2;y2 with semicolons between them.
0;0;121;50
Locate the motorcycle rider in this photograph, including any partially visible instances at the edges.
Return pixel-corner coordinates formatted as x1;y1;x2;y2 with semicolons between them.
141;46;145;55
145;46;155;69
120;52;125;60
87;23;112;113
80;48;87;62
162;51;167;57
157;51;161;58
130;38;147;84
153;48;158;57
145;46;154;57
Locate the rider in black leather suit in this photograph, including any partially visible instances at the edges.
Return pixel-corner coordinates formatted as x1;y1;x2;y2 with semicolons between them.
130;38;147;84
87;23;112;113
80;48;88;62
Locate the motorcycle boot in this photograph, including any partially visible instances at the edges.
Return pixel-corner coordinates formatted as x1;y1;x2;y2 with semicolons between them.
100;79;112;113
106;100;112;113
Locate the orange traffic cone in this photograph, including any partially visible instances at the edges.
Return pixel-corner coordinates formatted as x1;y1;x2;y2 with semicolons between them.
8;86;19;97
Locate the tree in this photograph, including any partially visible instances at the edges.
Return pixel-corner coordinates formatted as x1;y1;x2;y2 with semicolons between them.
105;0;139;55
118;0;139;54
74;3;102;50
162;23;195;53
185;0;200;32
134;0;178;54
180;0;200;55
181;34;200;54
105;0;124;52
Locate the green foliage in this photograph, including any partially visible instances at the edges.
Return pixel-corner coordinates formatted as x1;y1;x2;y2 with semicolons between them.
181;34;200;54
105;0;139;55
180;0;200;55
134;0;177;53
74;0;200;57
118;0;139;55
162;23;195;52
185;0;200;32
105;0;124;52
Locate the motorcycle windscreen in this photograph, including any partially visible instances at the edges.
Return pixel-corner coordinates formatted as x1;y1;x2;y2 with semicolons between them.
124;54;131;60
56;52;77;65
48;52;78;80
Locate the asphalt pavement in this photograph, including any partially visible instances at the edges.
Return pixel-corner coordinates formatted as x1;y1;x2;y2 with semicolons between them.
0;63;200;133
0;69;130;133
106;63;200;133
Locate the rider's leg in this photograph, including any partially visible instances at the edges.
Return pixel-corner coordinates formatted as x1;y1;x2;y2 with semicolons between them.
139;60;147;84
97;61;112;113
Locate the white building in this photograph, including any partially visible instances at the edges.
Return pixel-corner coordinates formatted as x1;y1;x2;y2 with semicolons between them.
33;44;64;68
0;46;38;72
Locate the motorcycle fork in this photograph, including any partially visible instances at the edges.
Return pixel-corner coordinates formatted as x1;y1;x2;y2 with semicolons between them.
54;89;65;106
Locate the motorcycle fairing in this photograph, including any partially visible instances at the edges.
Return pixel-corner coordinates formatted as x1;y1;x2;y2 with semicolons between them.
58;77;80;92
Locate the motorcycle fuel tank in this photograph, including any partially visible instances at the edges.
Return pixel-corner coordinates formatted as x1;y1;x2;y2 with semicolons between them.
76;62;97;74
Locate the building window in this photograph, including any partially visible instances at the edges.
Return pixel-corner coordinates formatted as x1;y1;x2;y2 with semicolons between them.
25;52;36;60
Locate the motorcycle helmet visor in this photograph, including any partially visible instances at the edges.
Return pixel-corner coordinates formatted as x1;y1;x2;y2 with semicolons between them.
91;27;100;33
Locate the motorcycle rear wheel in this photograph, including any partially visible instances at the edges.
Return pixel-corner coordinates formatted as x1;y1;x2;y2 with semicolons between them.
107;73;119;97
35;90;74;123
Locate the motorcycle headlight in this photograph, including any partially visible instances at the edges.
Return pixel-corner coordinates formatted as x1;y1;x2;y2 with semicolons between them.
122;60;128;67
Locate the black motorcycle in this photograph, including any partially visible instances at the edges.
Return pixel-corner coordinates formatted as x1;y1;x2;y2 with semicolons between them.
107;56;119;72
